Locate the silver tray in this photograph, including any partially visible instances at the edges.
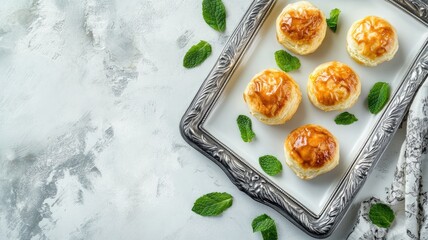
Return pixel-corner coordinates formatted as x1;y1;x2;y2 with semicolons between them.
180;0;428;237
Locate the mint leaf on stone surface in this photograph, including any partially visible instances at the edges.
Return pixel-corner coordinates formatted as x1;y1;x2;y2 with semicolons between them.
326;8;341;32
202;0;226;32
368;82;390;114
252;214;278;240
369;203;395;228
261;226;278;240
237;115;255;142
334;112;358;125
183;40;212;68
259;155;282;176
192;192;233;216
252;214;275;232
274;50;301;72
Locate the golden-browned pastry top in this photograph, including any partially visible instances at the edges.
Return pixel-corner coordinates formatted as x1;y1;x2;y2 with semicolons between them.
351;16;396;60
245;70;294;118
279;8;323;45
286;125;337;169
310;62;359;106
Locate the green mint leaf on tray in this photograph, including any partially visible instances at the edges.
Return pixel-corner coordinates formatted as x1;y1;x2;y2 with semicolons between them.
202;0;226;32
252;214;275;232
252;214;278;240
183;40;212;68
326;8;341;32
335;112;358;125
368;82;390;114
192;192;233;216
259;155;283;176
274;50;301;72
237;115;255;142
369;203;395;228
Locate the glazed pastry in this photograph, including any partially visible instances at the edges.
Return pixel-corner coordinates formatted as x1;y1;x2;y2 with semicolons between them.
347;16;399;66
243;69;302;125
307;61;361;111
276;1;327;55
284;124;339;180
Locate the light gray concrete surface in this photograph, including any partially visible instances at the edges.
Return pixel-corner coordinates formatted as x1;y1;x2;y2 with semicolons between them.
0;0;406;239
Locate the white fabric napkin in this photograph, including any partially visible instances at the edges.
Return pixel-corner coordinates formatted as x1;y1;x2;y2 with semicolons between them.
348;79;428;240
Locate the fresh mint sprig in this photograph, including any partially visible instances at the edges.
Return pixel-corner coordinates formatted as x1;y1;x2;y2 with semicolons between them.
183;40;212;68
252;214;278;240
369;203;395;228
192;192;233;216
252;214;275;232
237;115;255;142
274;50;301;72
335;112;358;125
326;8;341;32
368;82;390;114
202;0;226;32
259;155;282;176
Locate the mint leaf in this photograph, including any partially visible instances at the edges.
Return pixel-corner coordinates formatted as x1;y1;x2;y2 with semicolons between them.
335;112;358;125
326;8;341;32
252;214;275;232
274;50;301;72
252;214;278;240
237;115;255;142
192;192;233;216
259;155;282;176
202;0;226;32
368;82;390;114
369;203;395;228
183;40;212;68
261;227;278;240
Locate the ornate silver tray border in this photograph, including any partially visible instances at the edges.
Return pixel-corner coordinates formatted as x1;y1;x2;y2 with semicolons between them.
180;0;428;238
386;0;428;26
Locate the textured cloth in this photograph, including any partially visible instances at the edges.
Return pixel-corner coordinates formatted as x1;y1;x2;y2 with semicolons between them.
348;79;428;240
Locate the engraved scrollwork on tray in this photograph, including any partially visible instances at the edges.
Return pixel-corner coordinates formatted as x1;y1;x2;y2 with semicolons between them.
387;0;428;25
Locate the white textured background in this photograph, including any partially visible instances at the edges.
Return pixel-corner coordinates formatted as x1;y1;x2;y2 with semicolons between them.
0;0;405;239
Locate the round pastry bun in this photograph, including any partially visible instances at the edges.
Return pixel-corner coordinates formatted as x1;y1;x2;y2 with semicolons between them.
308;61;361;111
347;16;399;66
243;69;302;125
276;1;327;55
284;124;339;180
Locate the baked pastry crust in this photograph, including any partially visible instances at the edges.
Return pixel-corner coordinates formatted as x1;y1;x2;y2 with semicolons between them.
307;61;361;111
347;16;399;66
284;124;339;180
276;1;327;55
243;69;302;125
